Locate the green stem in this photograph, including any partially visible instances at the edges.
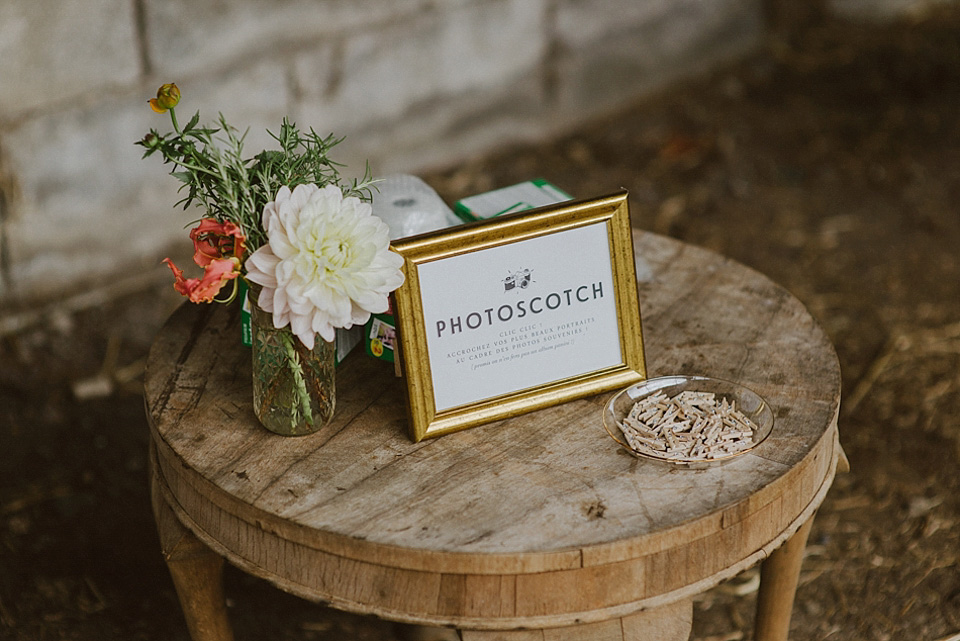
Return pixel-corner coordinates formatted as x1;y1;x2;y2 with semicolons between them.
212;277;240;304
169;107;181;135
281;332;314;427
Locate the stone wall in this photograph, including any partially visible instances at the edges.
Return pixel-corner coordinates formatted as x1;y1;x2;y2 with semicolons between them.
0;0;768;306
3;0;936;307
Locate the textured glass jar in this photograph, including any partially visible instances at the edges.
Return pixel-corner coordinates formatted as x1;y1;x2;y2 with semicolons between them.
249;292;335;436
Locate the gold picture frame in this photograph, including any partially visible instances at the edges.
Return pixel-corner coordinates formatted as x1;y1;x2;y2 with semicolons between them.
391;191;646;442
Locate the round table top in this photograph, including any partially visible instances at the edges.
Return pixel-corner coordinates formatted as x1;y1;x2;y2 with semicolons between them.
145;230;842;629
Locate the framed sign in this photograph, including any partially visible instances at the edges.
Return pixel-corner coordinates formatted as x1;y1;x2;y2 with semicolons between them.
391;191;646;442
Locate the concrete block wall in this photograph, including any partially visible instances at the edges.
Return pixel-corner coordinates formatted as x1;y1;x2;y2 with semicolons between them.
1;0;925;307
0;0;769;306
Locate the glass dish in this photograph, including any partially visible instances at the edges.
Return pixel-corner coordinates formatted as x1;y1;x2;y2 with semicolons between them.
602;375;774;468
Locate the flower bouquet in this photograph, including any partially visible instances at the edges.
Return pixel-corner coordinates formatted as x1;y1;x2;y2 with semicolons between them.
138;83;404;435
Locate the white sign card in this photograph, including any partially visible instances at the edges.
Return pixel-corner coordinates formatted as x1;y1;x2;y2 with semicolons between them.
419;223;621;412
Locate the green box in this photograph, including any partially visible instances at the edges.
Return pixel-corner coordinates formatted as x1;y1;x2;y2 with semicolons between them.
364;312;397;363
240;279;252;347
453;179;571;222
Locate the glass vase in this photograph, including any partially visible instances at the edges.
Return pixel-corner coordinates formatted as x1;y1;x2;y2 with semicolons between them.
249;295;335;436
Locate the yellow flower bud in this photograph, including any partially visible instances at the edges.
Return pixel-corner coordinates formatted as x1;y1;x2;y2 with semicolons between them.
149;83;180;113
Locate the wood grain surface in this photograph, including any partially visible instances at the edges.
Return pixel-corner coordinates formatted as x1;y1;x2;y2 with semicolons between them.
145;230;842;629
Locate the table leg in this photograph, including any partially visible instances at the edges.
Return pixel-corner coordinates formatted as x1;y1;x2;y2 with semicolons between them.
459;598;692;641
754;516;815;641
150;469;235;641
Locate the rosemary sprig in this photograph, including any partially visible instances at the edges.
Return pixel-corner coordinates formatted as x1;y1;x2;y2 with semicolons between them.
137;107;374;255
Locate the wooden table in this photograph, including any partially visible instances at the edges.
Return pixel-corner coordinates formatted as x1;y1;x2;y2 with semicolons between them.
146;230;845;641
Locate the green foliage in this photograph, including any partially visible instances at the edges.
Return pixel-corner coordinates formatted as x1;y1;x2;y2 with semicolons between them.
137;108;374;253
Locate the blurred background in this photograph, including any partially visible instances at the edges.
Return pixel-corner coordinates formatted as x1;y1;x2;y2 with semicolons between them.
2;1;960;640
0;0;883;305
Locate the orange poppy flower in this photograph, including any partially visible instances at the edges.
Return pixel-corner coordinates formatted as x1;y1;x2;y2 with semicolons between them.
163;218;246;303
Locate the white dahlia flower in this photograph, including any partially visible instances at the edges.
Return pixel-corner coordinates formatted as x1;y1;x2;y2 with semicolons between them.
245;183;405;349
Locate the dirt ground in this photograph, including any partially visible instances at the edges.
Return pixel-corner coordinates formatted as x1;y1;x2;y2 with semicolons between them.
2;8;960;641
